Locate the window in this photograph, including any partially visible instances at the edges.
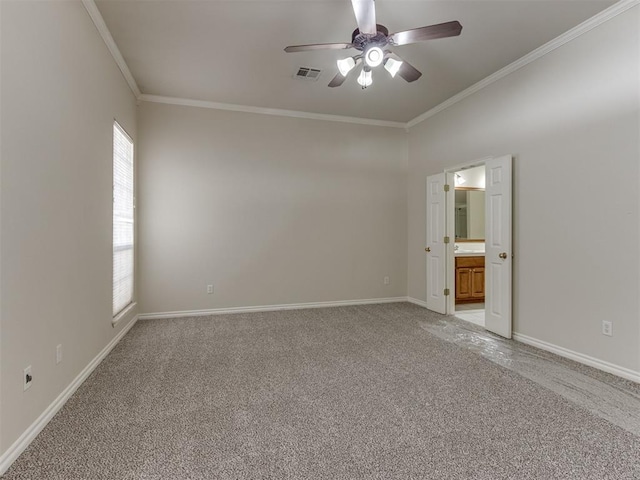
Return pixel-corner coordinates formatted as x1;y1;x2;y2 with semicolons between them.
113;122;134;317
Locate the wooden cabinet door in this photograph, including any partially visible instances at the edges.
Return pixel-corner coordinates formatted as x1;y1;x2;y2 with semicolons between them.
455;256;485;303
471;267;485;299
456;267;472;300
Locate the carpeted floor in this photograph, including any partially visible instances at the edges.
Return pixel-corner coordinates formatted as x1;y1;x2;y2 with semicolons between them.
3;303;639;479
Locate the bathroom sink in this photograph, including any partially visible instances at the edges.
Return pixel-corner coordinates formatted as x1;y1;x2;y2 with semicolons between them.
455;249;485;255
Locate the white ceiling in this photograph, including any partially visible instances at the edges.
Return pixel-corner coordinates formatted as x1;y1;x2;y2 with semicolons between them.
95;0;616;122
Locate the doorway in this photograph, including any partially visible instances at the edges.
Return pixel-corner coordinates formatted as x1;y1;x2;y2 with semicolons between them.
425;155;513;338
452;165;486;327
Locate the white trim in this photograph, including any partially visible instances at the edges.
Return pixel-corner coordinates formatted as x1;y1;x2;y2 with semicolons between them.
444;157;491;175
406;297;429;309
138;297;408;320
82;0;638;128
513;332;640;384
406;0;640;128
112;301;137;327
408;297;639;383
113;119;133;144
0;315;139;475
81;0;141;98
138;94;406;129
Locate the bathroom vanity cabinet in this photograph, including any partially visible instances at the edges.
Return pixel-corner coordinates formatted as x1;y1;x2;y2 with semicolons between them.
455;256;485;303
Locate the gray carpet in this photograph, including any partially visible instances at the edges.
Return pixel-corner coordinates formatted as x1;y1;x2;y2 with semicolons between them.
3;303;639;479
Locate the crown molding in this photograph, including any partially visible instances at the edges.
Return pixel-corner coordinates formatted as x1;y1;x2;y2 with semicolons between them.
138;94;406;128
83;0;637;129
406;0;640;128
82;0;141;98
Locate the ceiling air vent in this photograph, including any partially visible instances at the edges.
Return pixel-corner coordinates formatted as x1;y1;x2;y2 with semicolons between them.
295;67;322;81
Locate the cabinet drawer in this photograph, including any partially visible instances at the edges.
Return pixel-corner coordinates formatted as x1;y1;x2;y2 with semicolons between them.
456;256;485;268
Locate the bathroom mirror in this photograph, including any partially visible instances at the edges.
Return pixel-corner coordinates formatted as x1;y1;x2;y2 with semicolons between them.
455;188;485;240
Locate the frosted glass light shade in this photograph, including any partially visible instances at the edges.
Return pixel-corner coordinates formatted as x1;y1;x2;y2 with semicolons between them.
357;69;372;87
337;57;356;76
384;57;403;77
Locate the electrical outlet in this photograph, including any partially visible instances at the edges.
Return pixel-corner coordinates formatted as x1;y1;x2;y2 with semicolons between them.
383;276;390;285
602;320;613;337
56;344;63;364
24;366;33;391
207;284;214;294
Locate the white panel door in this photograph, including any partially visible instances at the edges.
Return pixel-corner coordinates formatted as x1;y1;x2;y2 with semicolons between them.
484;155;513;338
425;173;447;314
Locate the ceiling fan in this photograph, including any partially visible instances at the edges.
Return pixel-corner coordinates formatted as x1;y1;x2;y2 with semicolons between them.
284;0;462;88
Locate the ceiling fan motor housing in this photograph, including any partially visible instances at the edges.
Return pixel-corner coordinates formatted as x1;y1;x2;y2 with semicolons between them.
351;24;389;51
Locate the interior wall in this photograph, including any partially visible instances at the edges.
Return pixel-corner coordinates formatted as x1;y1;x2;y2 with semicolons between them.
0;1;138;454
137;102;408;314
456;165;485;189
408;6;640;372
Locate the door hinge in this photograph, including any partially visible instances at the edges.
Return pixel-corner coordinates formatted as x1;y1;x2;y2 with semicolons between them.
444;184;450;192
444;236;450;244
444;288;450;296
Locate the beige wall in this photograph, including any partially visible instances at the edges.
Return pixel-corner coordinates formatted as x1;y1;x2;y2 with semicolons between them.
408;7;640;372
0;1;138;453
137;102;408;314
1;0;638;466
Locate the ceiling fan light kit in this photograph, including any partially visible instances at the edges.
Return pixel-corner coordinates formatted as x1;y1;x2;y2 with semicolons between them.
383;57;403;78
357;68;373;88
337;56;356;76
284;0;462;89
364;46;383;67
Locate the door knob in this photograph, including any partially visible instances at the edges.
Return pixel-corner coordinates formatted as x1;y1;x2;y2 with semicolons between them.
499;252;508;259
425;247;431;252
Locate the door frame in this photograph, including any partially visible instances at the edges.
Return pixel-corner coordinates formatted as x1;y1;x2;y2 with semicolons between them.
444;157;492;316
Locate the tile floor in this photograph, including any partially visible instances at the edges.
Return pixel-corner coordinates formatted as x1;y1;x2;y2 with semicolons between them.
454;302;485;326
455;302;484;311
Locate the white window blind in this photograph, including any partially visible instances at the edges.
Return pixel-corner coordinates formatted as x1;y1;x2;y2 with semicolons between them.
113;122;134;317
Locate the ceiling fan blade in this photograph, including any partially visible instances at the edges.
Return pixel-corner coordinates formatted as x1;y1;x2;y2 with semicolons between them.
284;43;354;53
328;72;348;88
388;53;422;83
389;21;462;46
351;0;377;35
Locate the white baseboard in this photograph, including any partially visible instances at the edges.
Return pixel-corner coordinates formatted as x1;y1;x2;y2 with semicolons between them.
0;315;139;475
406;298;639;383
406;297;428;308
138;297;408;320
513;333;640;384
